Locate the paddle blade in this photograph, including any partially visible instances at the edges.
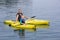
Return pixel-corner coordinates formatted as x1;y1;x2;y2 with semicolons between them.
31;16;36;18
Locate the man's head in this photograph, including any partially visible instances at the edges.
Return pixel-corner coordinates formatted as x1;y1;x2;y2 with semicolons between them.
18;9;22;13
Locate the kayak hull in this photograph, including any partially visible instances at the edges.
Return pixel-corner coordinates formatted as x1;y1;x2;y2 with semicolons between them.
25;19;49;25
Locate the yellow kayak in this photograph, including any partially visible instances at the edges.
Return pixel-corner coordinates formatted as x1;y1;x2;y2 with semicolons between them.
4;19;49;30
25;19;49;25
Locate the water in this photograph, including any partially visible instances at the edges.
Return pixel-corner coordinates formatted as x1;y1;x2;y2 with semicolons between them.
0;0;60;40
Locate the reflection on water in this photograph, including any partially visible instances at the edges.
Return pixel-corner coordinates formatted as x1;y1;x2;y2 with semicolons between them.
14;29;36;40
18;29;25;40
26;28;36;32
13;25;49;40
19;29;25;37
14;29;25;40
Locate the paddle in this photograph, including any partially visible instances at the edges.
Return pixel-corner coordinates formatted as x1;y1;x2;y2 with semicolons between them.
31;16;36;18
26;16;36;20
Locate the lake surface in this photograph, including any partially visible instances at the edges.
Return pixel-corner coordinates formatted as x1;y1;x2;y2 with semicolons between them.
0;0;60;40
